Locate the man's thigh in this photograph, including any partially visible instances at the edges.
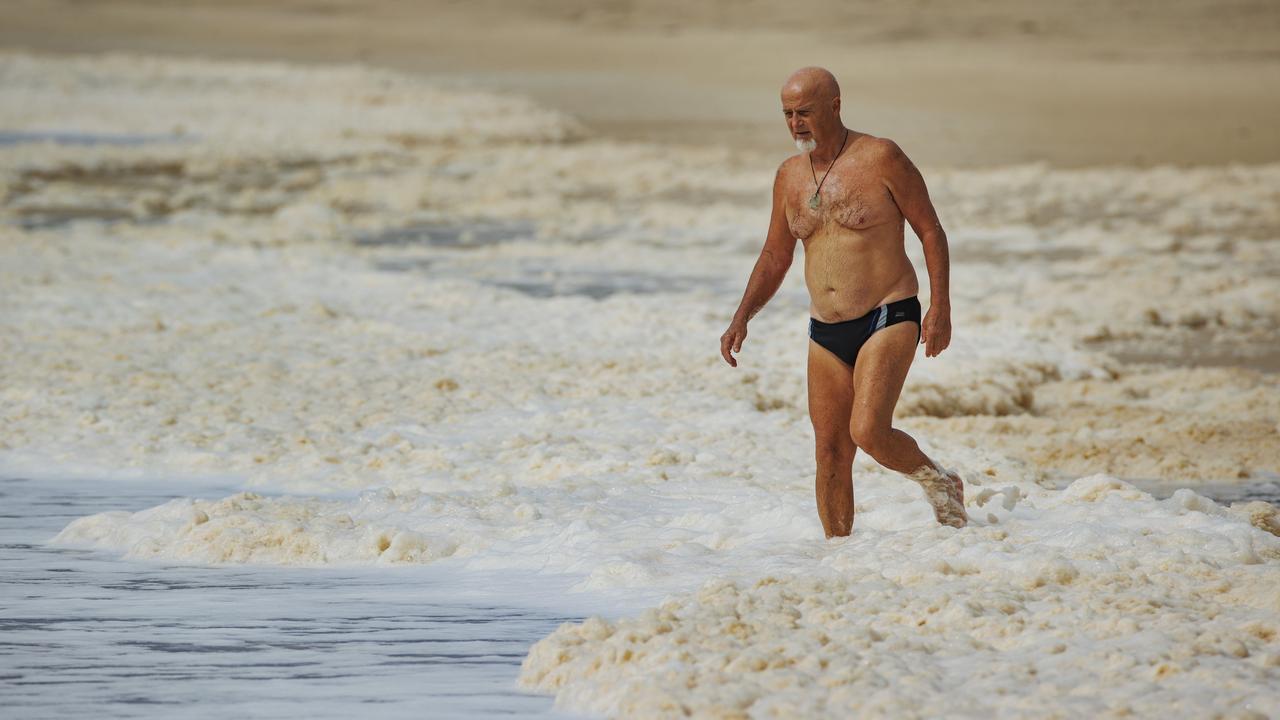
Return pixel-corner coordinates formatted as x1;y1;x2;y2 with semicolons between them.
850;322;919;431
808;339;855;446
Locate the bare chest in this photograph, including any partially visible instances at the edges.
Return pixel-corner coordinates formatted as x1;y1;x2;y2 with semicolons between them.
786;170;900;241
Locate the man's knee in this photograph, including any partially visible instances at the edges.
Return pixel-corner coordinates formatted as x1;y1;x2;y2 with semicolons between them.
814;435;854;466
849;420;890;459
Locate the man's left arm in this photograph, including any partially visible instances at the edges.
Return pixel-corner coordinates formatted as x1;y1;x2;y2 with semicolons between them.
880;140;951;357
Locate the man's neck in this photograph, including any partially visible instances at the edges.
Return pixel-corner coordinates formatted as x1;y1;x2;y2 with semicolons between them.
811;126;851;165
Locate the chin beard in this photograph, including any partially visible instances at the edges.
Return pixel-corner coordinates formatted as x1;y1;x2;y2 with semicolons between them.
794;137;817;153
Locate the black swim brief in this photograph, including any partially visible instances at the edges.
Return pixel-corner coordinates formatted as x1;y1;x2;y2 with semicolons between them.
808;296;922;368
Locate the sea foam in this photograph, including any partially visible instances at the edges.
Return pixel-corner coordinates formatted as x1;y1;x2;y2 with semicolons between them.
3;52;1279;717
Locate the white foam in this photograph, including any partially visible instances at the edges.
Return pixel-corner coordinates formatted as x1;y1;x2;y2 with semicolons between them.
4;52;1280;717
519;476;1280;717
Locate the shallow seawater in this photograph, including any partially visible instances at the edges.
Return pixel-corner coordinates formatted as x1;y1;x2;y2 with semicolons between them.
1045;472;1280;505
0;477;588;719
1136;477;1280;505
0;130;187;147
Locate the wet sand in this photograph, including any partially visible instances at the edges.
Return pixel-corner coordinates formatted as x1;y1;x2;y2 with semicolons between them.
3;0;1280;167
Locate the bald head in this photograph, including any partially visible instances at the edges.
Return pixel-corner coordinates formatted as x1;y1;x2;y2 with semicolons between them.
780;67;844;153
782;67;840;104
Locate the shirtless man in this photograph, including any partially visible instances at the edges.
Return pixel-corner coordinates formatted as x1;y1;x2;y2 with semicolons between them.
719;67;967;537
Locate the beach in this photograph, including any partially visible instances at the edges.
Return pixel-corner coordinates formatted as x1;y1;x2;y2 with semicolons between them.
4;0;1280;167
1;3;1279;717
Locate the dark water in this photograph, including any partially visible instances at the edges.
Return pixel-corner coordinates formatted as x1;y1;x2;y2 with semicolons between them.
1129;477;1280;505
0;131;187;147
0;477;589;719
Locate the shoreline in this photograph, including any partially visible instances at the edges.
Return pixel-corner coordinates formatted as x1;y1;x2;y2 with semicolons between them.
0;475;585;719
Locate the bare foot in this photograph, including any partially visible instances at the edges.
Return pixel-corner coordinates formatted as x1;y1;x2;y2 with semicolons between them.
944;469;968;528
907;464;968;529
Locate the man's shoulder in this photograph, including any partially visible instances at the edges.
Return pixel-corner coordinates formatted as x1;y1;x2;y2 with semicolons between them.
773;154;807;185
853;136;916;183
776;153;804;173
857;134;907;163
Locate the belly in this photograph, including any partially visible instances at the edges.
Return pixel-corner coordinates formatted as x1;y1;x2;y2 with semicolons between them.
802;226;919;322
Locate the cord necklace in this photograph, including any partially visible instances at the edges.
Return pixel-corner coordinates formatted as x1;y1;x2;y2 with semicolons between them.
808;128;850;210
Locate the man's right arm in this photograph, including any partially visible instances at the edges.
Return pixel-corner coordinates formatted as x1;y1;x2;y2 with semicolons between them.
720;164;798;367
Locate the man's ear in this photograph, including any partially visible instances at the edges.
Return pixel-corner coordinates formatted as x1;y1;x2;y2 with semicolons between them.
832;96;841;116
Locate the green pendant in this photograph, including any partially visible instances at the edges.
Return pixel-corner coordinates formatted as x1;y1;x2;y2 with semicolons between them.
808;192;821;210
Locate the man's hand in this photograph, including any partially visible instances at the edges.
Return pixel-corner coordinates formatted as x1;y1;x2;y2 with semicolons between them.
720;321;748;367
920;306;951;357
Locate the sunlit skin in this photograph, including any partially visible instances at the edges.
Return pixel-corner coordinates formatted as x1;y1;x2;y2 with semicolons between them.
720;66;966;537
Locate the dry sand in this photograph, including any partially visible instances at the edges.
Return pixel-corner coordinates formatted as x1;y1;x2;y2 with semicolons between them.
3;0;1279;167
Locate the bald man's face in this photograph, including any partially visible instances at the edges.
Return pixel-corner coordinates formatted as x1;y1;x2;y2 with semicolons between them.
781;82;840;152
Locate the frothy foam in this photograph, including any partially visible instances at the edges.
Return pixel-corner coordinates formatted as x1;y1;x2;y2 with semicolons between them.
3;52;1279;717
520;482;1280;717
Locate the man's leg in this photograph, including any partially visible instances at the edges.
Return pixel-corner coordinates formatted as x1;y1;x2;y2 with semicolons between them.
848;323;967;527
807;339;856;538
